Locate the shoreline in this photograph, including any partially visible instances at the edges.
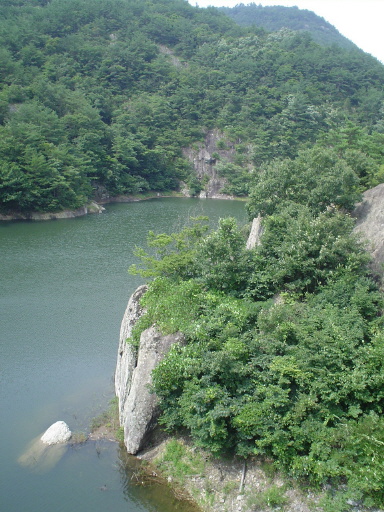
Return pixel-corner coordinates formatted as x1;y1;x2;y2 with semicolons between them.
0;201;104;222
85;413;324;512
0;193;181;222
133;434;324;512
70;414;379;512
0;190;242;222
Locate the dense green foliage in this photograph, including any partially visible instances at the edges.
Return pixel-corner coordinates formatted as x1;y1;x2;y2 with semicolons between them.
219;3;357;50
132;179;384;505
246;146;362;218
1;0;384;213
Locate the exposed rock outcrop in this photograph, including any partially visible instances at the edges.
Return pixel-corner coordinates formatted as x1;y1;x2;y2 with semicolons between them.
353;183;384;285
115;285;148;425
122;327;184;454
115;285;184;454
41;421;72;445
246;215;264;249
246;184;384;277
158;44;186;68
183;129;236;199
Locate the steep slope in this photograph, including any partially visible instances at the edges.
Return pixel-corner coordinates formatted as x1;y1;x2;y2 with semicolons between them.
0;0;384;214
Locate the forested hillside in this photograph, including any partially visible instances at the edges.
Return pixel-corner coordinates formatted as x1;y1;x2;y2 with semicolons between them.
0;0;384;213
219;3;357;50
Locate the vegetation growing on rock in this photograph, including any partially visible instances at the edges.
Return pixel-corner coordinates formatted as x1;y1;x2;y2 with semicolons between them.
131;173;384;507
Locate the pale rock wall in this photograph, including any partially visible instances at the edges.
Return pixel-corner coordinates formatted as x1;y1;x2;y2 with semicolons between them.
183;129;236;199
115;285;184;454
115;285;148;425
353;183;384;286
121;327;184;454
246;215;264;249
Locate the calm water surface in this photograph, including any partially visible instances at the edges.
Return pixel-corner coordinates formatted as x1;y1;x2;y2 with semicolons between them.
0;198;247;512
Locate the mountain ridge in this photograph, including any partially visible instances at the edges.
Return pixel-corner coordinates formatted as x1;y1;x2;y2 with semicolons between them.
219;3;358;51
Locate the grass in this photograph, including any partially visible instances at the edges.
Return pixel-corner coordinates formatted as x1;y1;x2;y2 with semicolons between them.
116;426;124;443
70;431;88;444
246;484;288;510
156;439;206;486
319;488;364;512
222;480;237;496
90;397;120;437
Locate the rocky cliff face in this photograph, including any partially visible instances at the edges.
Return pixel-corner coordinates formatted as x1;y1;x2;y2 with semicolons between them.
183;129;236;199
115;285;148;427
115;285;184;454
353;183;384;286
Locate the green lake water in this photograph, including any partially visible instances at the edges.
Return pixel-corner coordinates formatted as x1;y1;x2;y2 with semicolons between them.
0;198;247;512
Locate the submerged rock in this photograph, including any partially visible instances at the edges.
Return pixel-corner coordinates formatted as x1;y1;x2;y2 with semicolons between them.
18;436;67;473
41;421;72;445
18;421;71;472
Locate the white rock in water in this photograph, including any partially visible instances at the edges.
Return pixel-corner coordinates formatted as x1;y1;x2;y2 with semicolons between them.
41;421;71;445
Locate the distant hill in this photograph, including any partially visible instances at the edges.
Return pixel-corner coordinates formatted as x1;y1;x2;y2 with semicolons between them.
219;3;357;50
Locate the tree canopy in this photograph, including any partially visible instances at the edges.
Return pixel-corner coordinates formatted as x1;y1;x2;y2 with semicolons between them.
0;0;384;213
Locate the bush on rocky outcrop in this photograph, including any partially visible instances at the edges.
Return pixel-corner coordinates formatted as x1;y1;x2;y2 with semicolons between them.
126;180;384;506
